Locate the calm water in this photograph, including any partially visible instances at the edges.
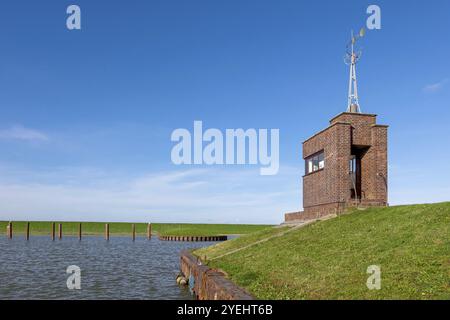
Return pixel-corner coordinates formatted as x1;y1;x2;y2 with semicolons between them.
0;236;215;300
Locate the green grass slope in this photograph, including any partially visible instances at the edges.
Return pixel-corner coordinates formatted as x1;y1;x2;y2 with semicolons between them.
194;202;450;300
0;221;270;237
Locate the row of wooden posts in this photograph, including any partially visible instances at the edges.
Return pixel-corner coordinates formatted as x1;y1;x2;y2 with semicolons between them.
5;222;152;241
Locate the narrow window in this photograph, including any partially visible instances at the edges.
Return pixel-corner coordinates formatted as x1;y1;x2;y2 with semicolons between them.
318;152;325;169
312;155;319;171
305;151;324;174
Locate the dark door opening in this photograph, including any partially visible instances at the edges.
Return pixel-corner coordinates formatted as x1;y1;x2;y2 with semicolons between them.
350;146;368;201
349;155;361;200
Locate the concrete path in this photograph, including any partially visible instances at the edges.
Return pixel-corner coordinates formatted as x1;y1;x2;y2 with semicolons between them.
209;219;319;261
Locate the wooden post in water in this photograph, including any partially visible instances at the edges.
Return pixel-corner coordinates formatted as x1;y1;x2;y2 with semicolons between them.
58;223;62;240
132;224;136;241
105;223;109;240
147;223;152;240
51;223;55;240
7;222;12;239
26;222;30;241
78;223;82;241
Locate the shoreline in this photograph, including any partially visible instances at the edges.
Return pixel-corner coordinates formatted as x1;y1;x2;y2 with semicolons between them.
1;221;272;237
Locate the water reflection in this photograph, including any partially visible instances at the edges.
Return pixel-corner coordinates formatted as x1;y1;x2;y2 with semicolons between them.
0;236;215;300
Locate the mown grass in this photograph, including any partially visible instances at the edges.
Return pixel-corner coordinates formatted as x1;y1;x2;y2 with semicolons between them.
0;221;271;237
195;226;292;259
194;202;450;300
155;223;271;236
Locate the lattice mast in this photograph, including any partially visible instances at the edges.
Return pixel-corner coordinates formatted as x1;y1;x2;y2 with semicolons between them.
345;28;365;113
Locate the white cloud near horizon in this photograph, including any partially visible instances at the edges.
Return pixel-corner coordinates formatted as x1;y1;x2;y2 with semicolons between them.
388;163;450;206
422;78;448;93
0;125;49;142
1;161;448;225
0;165;302;224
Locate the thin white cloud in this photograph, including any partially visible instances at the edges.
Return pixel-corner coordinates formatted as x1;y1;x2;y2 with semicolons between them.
388;162;450;206
0;165;301;224
422;78;448;93
1;162;448;224
0;125;49;142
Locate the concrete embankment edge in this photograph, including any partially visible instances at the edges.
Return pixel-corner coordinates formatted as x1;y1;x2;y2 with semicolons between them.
180;250;254;300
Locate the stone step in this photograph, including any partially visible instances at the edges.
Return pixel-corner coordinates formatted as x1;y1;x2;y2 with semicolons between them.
281;213;338;226
280;220;307;226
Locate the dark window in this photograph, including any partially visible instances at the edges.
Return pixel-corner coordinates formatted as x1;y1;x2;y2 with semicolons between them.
305;151;325;174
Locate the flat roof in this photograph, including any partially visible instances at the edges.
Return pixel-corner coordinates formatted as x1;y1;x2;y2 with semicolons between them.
329;112;377;124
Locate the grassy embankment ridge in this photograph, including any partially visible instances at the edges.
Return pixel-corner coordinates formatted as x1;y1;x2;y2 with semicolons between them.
194;202;450;300
0;221;271;237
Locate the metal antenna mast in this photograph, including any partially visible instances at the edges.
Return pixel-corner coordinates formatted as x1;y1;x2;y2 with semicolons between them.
345;28;365;113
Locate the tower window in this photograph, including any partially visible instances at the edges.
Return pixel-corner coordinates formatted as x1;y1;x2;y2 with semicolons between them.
305;151;325;174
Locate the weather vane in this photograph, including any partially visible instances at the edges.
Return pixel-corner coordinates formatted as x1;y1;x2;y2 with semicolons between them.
345;27;365;113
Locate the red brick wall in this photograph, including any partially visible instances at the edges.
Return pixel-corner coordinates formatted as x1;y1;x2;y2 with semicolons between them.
330;113;376;146
291;112;388;221
371;125;388;203
303;122;352;209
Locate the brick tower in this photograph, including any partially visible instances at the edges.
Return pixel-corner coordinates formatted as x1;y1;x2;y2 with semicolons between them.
285;112;388;222
285;29;388;222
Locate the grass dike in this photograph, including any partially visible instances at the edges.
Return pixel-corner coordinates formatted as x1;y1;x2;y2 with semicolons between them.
194;202;450;299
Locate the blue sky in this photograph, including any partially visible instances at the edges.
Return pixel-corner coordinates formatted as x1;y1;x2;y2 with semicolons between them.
0;0;449;224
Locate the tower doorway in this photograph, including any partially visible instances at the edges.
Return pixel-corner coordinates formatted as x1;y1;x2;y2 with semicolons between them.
350;146;369;201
